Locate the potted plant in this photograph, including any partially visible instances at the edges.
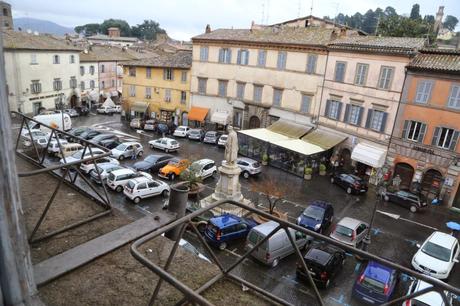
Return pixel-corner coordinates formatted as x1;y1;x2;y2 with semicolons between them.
319;163;327;176
262;153;269;166
179;161;204;197
304;167;312;180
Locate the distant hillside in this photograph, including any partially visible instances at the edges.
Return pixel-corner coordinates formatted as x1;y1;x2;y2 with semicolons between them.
13;17;75;36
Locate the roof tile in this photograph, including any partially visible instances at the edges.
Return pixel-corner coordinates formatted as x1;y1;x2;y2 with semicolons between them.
408;49;460;73
328;36;426;54
123;50;192;68
2;30;82;51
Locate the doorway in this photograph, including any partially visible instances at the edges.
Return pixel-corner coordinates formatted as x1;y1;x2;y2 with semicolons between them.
70;95;77;108
421;169;443;200
339;148;352;171
394;163;415;190
249;116;260;129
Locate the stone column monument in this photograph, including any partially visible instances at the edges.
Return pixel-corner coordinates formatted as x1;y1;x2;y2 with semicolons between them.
201;126;252;216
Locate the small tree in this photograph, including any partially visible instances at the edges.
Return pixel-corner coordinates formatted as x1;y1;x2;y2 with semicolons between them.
179;160;201;190
250;176;288;215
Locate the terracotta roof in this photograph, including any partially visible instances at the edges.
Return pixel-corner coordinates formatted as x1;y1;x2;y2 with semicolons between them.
192;27;335;47
79;45;140;62
328;36;426;55
123;50;192;68
87;34;138;42
2;30;82;51
408;49;460;73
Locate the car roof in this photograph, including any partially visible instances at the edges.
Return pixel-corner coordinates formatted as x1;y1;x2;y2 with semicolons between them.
337;217;363;229
206;131;217;134
111;168;135;175
119;141;141;146
252;220;280;235
237;157;257;163
189;129;202;132
177;125;188;128
309;200;332;209
363;261;394;284
413;279;445;305
428;231;458;249
158;137;175;141
130;176;152;184
98;163;122;169
210;214;242;228
194;159;214;165
304;248;333;266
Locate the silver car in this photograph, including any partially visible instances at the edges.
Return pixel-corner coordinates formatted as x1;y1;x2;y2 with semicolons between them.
329;217;368;247
236;157;262;179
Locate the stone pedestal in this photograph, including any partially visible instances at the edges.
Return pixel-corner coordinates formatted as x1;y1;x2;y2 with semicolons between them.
201;162;252;216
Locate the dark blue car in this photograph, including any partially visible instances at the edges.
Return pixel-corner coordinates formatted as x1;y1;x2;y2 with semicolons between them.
204;214;258;250
297;201;334;234
352;261;398;304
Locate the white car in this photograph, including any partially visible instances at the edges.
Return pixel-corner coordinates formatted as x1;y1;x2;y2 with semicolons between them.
217;134;228;147
89;163;124;184
236;157;262;178
80;156;120;174
106;168;152;192
97;106;114;114
47;138;69;155
403;278;453;306
112;105;122;113
173;126;190;137
412;231;459;280
123;177;170;203
188;159;217;180
59;147;106;165
149;137;180;153
21;129;47;146
111;142;144;160
144;120;156;131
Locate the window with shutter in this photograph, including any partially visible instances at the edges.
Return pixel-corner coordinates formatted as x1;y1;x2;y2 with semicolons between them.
300;95;311;113
146;67;152;78
334;62;346;82
200;46;209;61
80;66;85;76
181;71;187;83
257;50;266;67
218;80;228;97
306;55;317;74
328;101;341;120
368;110;386;132
406;121;426;142
129;67;136;77
277;51;287;70
253;85;263;103
377;66;394;89
447;84;460;109
273;88;283;107
237;49;249;65
236;82;245;100
129;85;136;97
164;89;171;102
354;63;369;86
415;80;433;104
145;87;152;99
347;105;361;125
436;127;456;149
198;77;207;95
180;91;187;104
164;68;173;80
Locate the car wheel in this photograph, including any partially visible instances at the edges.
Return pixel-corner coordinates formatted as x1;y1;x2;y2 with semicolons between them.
162;190;169;197
137;151;143;157
383;195;389;201
330;177;335;184
119;155;125;161
243;171;250;179
133;197;141;204
410;205;417;213
346;187;352;194
150;144;154;149
169;173;175;181
272;258;280;267
116;185;123;192
219;242;227;250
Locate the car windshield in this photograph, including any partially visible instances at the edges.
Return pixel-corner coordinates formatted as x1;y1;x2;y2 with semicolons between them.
220;135;228;140
362;276;385;294
335;225;353;237
168;159;180;165
107;173;115;181
190;130;199;134
145;155;159;163
171;140;178;145
115;144;127;151
177;127;185;131
421;241;451;262
72;151;84;159
126;181;135;190
206;132;216;136
303;206;325;221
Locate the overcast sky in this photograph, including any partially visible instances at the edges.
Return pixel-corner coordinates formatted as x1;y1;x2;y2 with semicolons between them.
10;0;460;40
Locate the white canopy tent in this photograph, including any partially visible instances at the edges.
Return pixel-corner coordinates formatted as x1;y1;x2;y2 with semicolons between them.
351;143;387;168
102;96;116;108
210;110;231;125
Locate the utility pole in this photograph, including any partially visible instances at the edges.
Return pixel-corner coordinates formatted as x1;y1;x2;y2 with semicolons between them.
0;32;40;305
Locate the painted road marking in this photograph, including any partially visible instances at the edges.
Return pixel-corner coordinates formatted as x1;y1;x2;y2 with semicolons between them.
327;294;351;306
377;210;438;230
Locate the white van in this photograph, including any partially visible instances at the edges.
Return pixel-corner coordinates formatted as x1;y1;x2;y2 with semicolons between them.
245;221;310;267
57;143;83;158
33;112;72;131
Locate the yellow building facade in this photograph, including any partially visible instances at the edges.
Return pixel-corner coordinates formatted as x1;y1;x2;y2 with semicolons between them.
122;50;192;125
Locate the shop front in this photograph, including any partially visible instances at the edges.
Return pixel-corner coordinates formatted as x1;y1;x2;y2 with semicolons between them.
129;101;149;120
188;106;209;127
351;143;387;185
210;110;231;131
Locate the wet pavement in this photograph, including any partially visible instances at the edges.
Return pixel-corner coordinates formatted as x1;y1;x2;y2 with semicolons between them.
25;113;460;305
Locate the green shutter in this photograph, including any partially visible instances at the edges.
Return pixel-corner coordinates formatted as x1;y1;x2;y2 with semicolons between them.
417;123;427;143
432;127;441;146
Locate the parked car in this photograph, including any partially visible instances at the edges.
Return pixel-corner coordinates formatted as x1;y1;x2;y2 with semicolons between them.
106;168;152;192
144;119;157;131
112;105;122;113
188;159;217;180
411;231;459;280
59;147;105;165
63;108;79;118
383;190;427;213
123;177;170;203
78;106;89;116
352;261;398;304
246;221;310;267
133;154;174;173
97;106;114;114
217;134;228;147
173;126;190;137
156;123;170;135
130;118;145;129
297;201;334;234
90;133;119;145
56;143;84;159
205;213;258;250
111;142;144;160
67;126;90;140
89;163;124;184
203;131;221;144
21;129;47;144
185;203;215;233
80;156;119;174
188;128;205;141
296;242;346;288
236;157;261;178
79;129;103;141
404;278;454;306
149;137;180;153
158;158;190;180
330;217;369;247
100;139;121;150
47;138;69;155
330;172;368;194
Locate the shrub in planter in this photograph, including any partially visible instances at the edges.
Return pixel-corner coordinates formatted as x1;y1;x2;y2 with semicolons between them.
262;153;269;165
304;167;312;180
319;163;327;176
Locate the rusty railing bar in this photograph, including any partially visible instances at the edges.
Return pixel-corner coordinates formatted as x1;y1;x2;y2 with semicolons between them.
188;221;226;272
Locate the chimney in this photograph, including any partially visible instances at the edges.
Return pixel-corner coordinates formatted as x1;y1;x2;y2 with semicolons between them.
205;24;211;34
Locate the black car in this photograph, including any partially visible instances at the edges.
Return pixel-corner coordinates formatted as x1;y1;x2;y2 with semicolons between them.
296;242;346;288
100;139;122;150
67;126;90;140
90;133;119;145
132;154;174;172
79;129;103;140
383;190;427;213
330;173;368;195
297;201;334;234
78;106;90;116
